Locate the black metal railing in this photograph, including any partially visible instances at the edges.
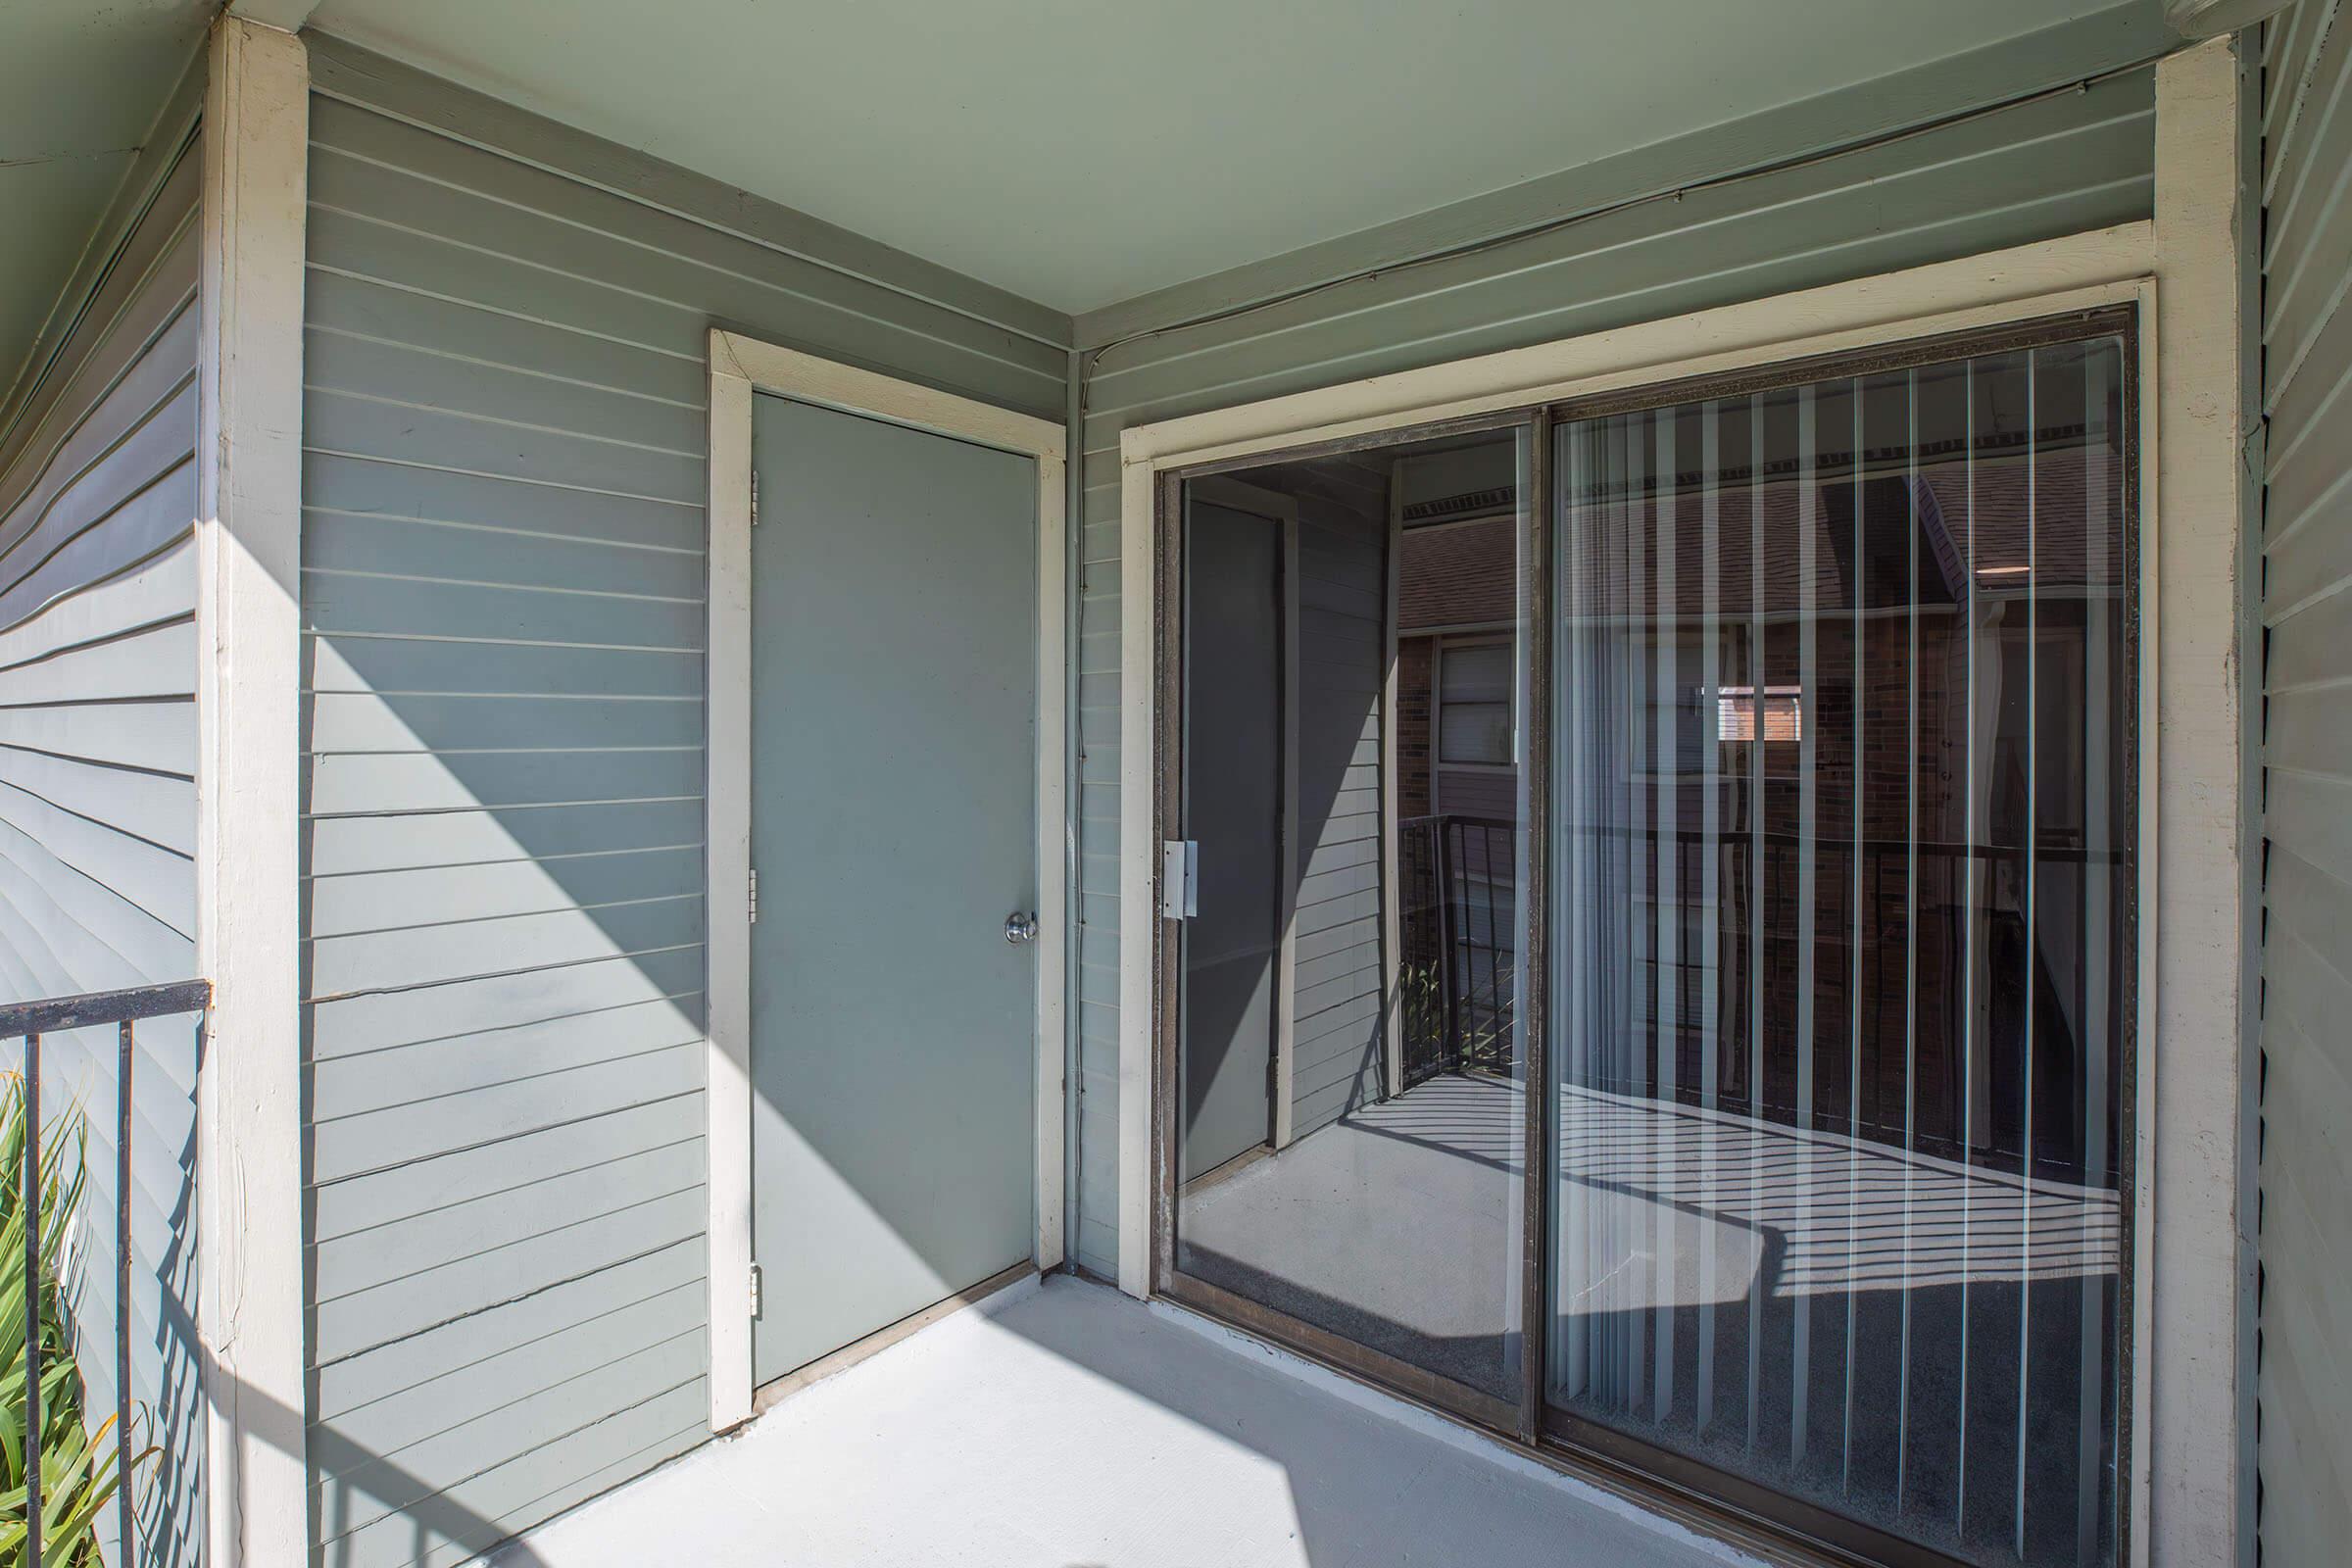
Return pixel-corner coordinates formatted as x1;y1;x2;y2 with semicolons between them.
1398;814;1518;1090
1553;823;2128;1185
1394;815;2126;1185
4;979;208;1568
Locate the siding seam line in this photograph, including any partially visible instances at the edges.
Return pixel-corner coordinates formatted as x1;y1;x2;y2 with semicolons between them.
303;77;1069;353
297;443;701;512
303;383;705;463
0;282;199;535
306;135;1061;384
311;1240;707;1368
309;1091;707;1197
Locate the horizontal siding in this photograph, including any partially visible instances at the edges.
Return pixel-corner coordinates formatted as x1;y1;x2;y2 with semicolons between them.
2257;5;2352;1564
1283;469;1388;1142
1067;67;2157;1280
0;134;203;1568
298;38;1067;1568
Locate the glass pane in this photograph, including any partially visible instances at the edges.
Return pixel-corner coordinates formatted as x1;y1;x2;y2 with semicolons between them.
1441;701;1511;764
1546;336;2131;1566
1443;644;1513;701
1172;427;1530;1404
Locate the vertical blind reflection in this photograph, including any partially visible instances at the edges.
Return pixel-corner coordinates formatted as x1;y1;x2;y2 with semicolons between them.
1547;338;2130;1567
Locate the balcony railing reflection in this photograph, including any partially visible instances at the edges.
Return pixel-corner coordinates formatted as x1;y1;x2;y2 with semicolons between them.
1397;814;1517;1090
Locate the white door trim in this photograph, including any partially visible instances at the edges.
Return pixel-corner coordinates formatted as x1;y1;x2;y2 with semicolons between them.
1116;209;2247;1563
704;330;1068;1432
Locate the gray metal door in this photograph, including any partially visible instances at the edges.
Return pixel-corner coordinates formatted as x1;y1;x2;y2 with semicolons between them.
749;393;1037;1385
1180;497;1283;1183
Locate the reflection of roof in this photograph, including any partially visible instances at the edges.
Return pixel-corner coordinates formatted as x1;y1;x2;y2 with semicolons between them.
1559;429;2128;618
1399;516;1515;630
1400;429;2127;635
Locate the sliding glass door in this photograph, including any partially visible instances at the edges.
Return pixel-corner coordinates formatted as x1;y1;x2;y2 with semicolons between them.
1155;312;2137;1568
1546;320;2132;1566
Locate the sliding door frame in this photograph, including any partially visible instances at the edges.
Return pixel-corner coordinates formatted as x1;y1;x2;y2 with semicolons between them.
1118;224;2188;1567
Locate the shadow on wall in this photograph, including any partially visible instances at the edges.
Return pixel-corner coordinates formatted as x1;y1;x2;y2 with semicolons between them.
1232;456;1395;1140
299;450;1027;1560
300;614;712;1565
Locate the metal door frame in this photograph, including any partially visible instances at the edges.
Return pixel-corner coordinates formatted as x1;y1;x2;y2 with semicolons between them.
702;329;1069;1433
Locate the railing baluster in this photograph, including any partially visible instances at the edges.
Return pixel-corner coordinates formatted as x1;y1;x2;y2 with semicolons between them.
1436;819;1450;1072
119;1017;135;1568
0;980;206;1568
24;1027;42;1568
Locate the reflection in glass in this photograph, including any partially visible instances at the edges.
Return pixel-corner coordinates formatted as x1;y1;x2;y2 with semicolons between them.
1172;430;1528;1402
1546;338;2131;1566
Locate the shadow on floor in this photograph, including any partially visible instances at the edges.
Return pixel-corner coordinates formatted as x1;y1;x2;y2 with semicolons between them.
492;1275;1752;1568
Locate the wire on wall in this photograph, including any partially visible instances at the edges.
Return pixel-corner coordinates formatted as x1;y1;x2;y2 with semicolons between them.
1076;45;2184;414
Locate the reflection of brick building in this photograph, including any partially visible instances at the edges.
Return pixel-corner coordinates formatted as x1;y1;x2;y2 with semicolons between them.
1396;639;1436;816
1556;381;2132;1191
1393;439;1521;822
1389;437;1527;1087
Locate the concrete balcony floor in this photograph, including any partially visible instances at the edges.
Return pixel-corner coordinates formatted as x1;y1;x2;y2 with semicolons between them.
486;1273;1759;1568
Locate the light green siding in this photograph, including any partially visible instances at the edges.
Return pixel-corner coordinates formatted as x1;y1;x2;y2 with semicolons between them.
0;123;205;1568
291;9;2179;1556
2255;4;2352;1562
298;37;1066;1568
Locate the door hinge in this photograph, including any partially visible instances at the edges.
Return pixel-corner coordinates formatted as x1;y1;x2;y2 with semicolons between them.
1160;840;1198;921
748;867;760;925
750;469;760;527
749;1262;763;1320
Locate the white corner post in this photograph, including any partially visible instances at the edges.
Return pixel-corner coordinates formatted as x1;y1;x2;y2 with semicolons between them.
2146;33;2250;1568
196;15;311;1568
705;334;756;1432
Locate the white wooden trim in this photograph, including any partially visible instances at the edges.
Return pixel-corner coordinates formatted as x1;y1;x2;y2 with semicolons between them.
703;360;755;1433
704;329;1069;1425
1116;452;1156;1296
2146;36;2249;1568
1120;225;2156;475
1036;435;1071;1278
711;333;1065;462
194;18;310;1568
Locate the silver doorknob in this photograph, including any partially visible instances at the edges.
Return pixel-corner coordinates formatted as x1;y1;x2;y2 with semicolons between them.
1004;910;1039;945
